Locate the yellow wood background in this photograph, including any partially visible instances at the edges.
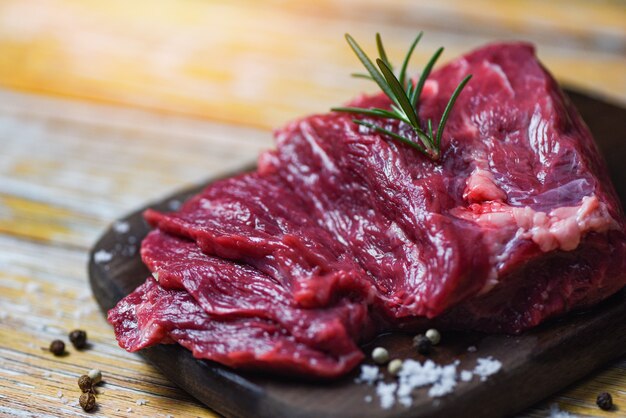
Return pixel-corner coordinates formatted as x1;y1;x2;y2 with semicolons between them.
0;0;624;416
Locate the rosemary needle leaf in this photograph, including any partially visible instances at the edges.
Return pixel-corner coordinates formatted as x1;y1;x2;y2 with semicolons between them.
336;32;472;162
354;120;426;153
389;103;411;124
398;32;423;88
376;59;420;128
406;80;414;101
428;119;434;142
376;33;393;71
345;34;395;100
331;106;398;119
412;47;444;107
351;72;374;80
436;74;472;146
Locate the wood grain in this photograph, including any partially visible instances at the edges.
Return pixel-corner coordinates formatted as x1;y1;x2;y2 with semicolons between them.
0;0;625;416
1;0;624;130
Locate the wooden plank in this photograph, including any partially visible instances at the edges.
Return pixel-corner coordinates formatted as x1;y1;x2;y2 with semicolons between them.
0;89;263;414
0;233;216;417
278;0;626;48
0;0;624;130
0;89;270;248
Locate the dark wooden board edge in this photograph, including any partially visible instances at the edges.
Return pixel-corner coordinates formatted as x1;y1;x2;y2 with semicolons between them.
89;88;626;418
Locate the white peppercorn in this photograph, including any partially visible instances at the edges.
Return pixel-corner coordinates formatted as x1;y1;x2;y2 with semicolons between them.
87;369;102;385
371;347;389;364
387;359;403;376
425;328;441;345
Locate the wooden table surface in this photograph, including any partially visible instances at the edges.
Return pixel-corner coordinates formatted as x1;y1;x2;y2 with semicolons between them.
0;0;624;417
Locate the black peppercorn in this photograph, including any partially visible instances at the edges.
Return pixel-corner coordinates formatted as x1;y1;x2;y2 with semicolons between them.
412;334;432;355
596;392;613;411
69;330;88;349
78;375;93;393
79;392;96;412
49;340;65;356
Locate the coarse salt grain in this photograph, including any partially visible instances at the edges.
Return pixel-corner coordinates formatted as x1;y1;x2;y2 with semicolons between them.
136;399;147;406
94;250;113;264
473;357;502;381
549;403;578;418
376;382;397;409
355;364;381;385
113;221;130;234
427;364;457;398
364;395;372;403
460;370;473;382
126;407;133;413
467;345;477;352
56;390;63;398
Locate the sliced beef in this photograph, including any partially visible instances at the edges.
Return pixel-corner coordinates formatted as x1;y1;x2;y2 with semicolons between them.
110;42;626;377
144;173;371;307
140;230;374;354
108;277;364;377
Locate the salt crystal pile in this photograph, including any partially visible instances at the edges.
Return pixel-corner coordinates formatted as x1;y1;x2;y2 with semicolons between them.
376;382;398;409
473;357;502;381
396;359;458;407
355;364;381;385
359;356;502;409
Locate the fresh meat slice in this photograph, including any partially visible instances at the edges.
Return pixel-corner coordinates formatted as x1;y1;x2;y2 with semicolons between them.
108;277;363;377
140;229;373;354
144;173;372;307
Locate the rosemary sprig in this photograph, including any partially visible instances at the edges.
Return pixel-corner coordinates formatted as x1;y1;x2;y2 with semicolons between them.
332;32;472;161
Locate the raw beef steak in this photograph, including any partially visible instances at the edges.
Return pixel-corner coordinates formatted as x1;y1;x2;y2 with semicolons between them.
109;42;626;377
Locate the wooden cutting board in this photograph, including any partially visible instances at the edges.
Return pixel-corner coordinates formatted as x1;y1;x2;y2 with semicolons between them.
89;90;626;418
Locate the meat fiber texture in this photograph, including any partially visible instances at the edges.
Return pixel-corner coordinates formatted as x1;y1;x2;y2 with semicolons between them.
108;42;626;378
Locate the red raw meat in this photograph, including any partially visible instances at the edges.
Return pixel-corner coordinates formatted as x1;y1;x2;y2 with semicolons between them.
109;42;626;377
